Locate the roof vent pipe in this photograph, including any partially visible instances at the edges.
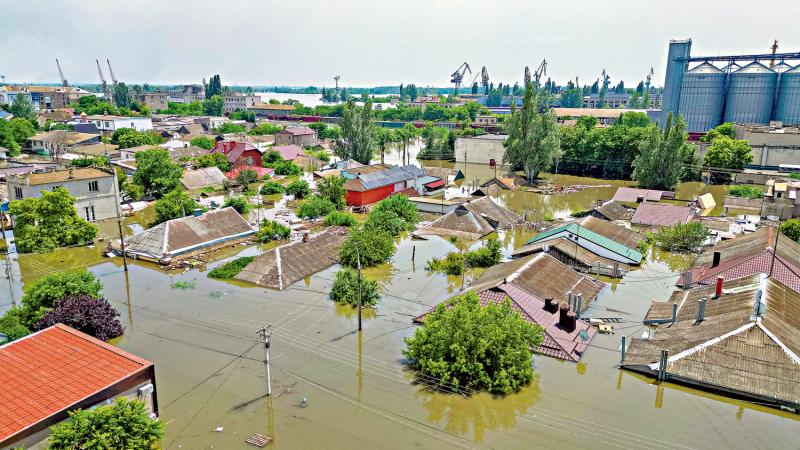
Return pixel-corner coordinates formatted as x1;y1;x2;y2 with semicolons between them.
712;251;721;268
672;303;678;323
714;276;724;299
567;290;573;310
576;294;583;320
696;298;707;322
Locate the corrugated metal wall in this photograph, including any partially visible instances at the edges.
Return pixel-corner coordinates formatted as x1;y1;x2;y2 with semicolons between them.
776;66;800;125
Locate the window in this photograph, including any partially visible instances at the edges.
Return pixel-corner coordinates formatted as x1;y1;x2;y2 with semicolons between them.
14;187;22;199
104;121;111;128
84;206;95;222
88;180;99;192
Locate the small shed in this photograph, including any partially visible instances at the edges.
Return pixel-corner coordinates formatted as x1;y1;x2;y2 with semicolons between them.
181;167;227;190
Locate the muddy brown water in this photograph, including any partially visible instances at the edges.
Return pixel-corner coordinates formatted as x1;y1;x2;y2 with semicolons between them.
1;162;797;449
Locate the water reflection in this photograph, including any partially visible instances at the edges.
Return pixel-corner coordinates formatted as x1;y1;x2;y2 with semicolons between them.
416;375;541;443
334;302;377;320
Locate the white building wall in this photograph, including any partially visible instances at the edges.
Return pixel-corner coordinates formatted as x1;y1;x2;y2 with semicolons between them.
8;173;120;222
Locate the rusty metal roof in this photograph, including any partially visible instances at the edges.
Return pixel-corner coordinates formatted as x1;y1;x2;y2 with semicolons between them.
631;203;692;227
417;196;521;238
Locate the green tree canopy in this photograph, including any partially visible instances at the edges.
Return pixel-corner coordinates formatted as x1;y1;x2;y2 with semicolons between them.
8;117;36;147
0;119;22;156
779;219;800;242
8;188;98;254
18;269;103;327
134;148;184;197
330;267;380;306
190;136;216;150
632;113;696;190
339;224;395;268
364;195;419;236
700;122;735;142
335;100;375;164
8;93;37;125
215;123;246;134
652;221;710;252
286;179;311;199
404;291;543;394
223;196;252;214
194;151;230;172
503;86;561;181
153;188;198;224
204;95;224;116
48;398;164;450
113;82;131;108
703;135;753;179
316;175;346;209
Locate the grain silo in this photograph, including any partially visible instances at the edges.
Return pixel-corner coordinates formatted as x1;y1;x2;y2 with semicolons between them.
723;61;777;125
775;64;800;125
678;63;726;131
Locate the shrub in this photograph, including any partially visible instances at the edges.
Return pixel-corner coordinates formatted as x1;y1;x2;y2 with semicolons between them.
316;175;346;209
465;237;502;268
194;152;230;172
370;195;419;231
323;211;357;227
404;291;543;394
154;188;198;225
256;220;291;243
208;256;256;279
190;136;215;150
286;179;311;199
779;218;800;242
297;195;336;219
728;185;763;199
273;160;302;176
48;398;164;450
339;226;395;268
426;252;466;275
33;295;124;341
364;208;409;236
653;222;710;252
19;270;103;327
260;181;285;195
0;310;30;342
330;268;380;306
262;150;284;166
224;196;252;215
235;168;259;187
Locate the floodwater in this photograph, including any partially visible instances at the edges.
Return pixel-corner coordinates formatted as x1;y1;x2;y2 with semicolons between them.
1;163;798;449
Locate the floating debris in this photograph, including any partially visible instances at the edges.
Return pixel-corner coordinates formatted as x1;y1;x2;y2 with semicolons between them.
246;433;272;447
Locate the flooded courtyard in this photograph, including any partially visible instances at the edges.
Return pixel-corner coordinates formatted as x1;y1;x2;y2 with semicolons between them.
1;155;797;449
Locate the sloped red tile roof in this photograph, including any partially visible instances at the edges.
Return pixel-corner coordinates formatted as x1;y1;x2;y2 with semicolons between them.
273;144;305;161
687;249;800;293
0;324;152;444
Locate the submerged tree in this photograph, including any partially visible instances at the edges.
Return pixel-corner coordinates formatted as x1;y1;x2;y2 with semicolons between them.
34;295;124;341
502;86;561;182
335;99;374;164
632;113;695;190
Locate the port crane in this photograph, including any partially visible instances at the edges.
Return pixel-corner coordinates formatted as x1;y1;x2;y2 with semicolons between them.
450;62;471;94
645;67;654;90
96;59;112;104
770;39;779;67
532;59;547;88
106;59;118;87
56;59;68;87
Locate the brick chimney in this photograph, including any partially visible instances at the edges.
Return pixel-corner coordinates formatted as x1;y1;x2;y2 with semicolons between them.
544;298;558;313
559;304;576;332
712;251;721;268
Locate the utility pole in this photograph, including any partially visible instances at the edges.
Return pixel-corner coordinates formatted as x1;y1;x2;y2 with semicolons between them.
258;324;273;396
112;169;128;271
769;225;780;277
2;214;14;307
355;246;362;331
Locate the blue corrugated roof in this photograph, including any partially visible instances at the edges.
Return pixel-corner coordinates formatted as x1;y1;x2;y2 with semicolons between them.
527;222;643;263
359;165;424;190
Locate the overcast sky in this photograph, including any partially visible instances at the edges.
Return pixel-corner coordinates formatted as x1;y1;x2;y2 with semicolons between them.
2;0;800;89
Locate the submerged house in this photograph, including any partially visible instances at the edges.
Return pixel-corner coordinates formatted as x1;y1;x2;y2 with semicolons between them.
344;165;424;206
120;207;254;264
513;216;644;276
622;274;800;412
416;196;521;239
235;227;348;290
631;203;692;228
591;200;634;222
422;166;464;184
180;166;227;190
682;227;800;293
611;187;676;204
415;253;606;362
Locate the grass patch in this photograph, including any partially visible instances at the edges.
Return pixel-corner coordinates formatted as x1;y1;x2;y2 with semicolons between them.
208;256;256;279
172;280;196;290
728;185;763;199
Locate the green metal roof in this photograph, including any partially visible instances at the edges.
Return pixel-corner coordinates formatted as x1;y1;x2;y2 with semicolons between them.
527;222;643;263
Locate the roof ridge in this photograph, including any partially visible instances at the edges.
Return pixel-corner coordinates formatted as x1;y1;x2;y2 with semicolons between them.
756;320;800;366
649;322;756;370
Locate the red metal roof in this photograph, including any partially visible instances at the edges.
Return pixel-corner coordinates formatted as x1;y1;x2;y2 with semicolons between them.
273;144;305;161
424;179;445;189
631;203;692;227
0;325;152;443
612;187;675;203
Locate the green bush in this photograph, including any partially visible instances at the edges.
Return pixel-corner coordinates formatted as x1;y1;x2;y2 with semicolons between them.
154;188;198;225
273;160;302;176
339;225;395;268
0;310;31;342
426;252;466;275
262;150;284;166
260;181;285;195
728;185;763;199
48;398;164;450
224;196;252;215
465;237;503;268
323;211;357;227
779;219;800;242
256;220;291;243
297;195;336;219
330;268;380;306
208;256;255;279
369;195;419;231
9;187;98;253
404;291;543;394
17;270;103;327
316;175;346;209
286;180;311;199
653;221;710;252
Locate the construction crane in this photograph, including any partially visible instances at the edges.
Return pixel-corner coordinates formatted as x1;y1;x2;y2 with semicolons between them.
600;69;610;90
533;59;547;88
645;67;654;90
770;39;779;67
55;59;68;87
524;66;531;87
106;59;118;86
334;75;340;91
450;62;471;94
96;59;111;104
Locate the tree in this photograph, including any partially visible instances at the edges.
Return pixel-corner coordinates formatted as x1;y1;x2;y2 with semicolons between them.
17;270;103;328
34;295;124;341
316;175;346;209
262;149;284;166
235;168;259;187
204;94;224;116
398;122;420;165
339;225;395;268
503;86;561;182
8;93;37;125
273;160;302;176
297;195;336;219
206;74;223;98
134;148;183;197
224;196;252;214
632;113;694;190
256;219;291;243
404;291;543;394
700;122;735;142
323;211;357;227
250;123;284;136
364;195;419;235
190;136;215;150
8;117;36;147
260;181;285;195
113;82;131;108
48;398;164;450
215;123;246;134
195;152;230;172
113;129;161;149
121;181;144;203
9;188;98;254
779;219;800;242
153;188;197;224
286;179;311;199
703;135;752;180
652;222;710;252
335;100;374;164
559;88;583;108
0;119;22;156
330;268;380;306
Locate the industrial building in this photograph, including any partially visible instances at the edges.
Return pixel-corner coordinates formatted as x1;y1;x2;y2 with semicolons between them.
662;39;800;132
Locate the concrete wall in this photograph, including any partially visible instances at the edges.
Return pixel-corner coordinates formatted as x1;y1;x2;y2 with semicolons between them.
8;173;120;222
454;135;507;165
